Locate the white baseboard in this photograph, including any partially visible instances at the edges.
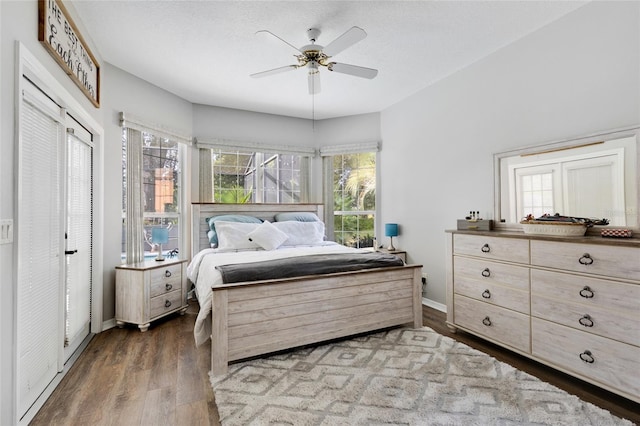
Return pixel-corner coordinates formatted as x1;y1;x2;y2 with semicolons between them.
102;318;116;331
422;297;447;313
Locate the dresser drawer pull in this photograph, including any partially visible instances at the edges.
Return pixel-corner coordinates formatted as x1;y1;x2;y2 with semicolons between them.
481;268;491;277
578;253;594;265
579;286;594;298
482;289;491;299
482;316;492;326
165;270;172;278
165;283;173;291
578;314;594;327
579;350;595;364
481;244;490;253
164;300;172;308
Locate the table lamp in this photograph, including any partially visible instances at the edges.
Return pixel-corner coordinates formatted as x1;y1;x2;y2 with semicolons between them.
385;223;398;251
152;227;169;261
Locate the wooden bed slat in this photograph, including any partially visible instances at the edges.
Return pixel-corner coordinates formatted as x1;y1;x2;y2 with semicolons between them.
229;297;413;339
228;313;415;361
227;279;414;313
227;287;412;326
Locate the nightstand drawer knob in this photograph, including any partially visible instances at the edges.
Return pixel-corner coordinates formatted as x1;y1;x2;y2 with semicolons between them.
165;300;172;308
482;316;492;326
165;283;173;291
481;268;491;277
482;289;491;299
481;244;490;253
165;270;172;278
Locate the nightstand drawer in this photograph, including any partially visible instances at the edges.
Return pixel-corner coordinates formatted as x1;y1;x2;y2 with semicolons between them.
150;289;183;319
150;264;182;298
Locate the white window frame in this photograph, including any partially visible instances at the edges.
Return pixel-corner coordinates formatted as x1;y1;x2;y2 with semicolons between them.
321;142;380;246
120;113;191;263
196;138;315;204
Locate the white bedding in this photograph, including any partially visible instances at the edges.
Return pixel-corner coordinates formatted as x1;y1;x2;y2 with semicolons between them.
188;242;368;346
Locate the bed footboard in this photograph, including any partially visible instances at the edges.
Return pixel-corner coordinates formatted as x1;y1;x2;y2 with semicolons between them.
210;265;423;375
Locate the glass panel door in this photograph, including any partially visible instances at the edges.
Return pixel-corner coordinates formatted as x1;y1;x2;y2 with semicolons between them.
63;129;93;360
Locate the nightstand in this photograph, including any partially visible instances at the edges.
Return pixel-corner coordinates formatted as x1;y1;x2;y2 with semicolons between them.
378;248;407;263
115;258;188;332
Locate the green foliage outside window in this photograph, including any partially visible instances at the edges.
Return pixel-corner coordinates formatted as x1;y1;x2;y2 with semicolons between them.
332;152;376;248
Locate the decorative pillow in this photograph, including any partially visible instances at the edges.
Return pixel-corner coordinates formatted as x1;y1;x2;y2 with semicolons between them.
273;220;325;246
214;221;261;250
247;221;289;251
274;212;321;222
206;215;262;246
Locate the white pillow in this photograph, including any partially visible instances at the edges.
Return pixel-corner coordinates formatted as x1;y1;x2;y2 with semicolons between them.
215;221;261;250
273;221;325;246
247;220;289;251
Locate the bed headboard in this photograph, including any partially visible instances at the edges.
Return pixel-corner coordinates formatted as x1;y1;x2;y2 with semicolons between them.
190;203;325;257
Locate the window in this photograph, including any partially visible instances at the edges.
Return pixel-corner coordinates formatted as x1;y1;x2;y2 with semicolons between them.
199;146;311;203
121;114;189;262
323;149;377;248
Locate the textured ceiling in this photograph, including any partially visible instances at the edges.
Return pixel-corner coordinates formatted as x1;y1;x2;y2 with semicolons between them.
71;1;586;119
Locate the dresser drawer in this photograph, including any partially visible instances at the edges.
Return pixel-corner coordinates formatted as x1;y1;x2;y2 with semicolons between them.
454;234;529;264
454;257;529;314
150;289;184;319
532;318;640;399
532;295;640;347
531;269;639;313
531;240;640;281
454;295;530;353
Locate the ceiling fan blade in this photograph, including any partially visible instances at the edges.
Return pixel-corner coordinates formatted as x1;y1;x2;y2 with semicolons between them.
323;26;367;57
250;65;298;78
328;62;378;79
256;30;301;53
308;69;321;95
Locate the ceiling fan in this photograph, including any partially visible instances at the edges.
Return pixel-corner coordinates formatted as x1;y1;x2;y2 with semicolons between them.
250;26;378;95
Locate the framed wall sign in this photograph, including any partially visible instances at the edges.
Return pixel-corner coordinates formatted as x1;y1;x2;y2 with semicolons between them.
38;0;100;107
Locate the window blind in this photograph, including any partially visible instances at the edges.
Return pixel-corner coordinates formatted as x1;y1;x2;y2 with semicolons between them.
17;86;64;418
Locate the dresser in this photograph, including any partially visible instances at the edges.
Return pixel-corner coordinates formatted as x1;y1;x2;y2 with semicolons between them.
116;258;188;331
445;230;640;403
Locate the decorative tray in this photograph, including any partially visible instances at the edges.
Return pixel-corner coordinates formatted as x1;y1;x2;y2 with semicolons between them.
520;221;588;236
520;214;609;237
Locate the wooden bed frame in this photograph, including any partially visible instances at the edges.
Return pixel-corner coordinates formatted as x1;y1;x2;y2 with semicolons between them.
191;203;423;375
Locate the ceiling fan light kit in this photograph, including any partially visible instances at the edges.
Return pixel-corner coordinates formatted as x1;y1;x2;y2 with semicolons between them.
251;26;378;94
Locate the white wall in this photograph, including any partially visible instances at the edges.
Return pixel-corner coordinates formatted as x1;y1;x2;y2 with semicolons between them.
380;1;640;306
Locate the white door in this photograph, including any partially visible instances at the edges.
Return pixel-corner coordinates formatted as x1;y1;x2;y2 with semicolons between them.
63;125;93;360
17;78;95;420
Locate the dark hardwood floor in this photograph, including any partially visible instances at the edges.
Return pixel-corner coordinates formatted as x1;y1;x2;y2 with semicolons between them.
31;302;639;425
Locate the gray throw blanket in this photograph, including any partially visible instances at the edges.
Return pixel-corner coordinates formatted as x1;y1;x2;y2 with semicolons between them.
216;252;405;284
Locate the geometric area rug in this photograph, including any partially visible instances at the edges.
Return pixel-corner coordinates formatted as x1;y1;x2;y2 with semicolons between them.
211;327;632;425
